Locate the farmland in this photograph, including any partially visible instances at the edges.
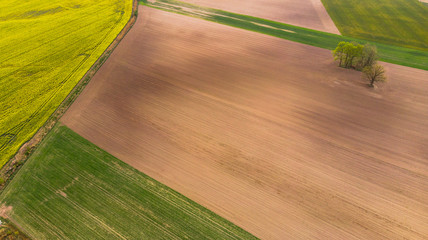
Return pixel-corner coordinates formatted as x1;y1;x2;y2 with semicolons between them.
179;0;339;33
0;0;132;167
145;0;428;71
62;6;428;239
0;124;256;239
321;0;428;50
1;0;427;239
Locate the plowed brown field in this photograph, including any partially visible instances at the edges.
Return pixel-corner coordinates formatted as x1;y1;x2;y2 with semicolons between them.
62;6;428;240
179;0;340;34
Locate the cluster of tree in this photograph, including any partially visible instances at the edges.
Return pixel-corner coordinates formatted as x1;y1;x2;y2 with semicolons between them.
333;42;363;69
333;42;377;70
333;41;386;87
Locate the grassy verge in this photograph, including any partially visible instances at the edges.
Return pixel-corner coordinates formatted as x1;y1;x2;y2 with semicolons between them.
321;0;428;51
144;0;428;71
0;217;30;240
0;0;133;167
0;124;257;239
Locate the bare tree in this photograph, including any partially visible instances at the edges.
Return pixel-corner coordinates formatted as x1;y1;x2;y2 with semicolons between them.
363;64;386;87
357;43;377;70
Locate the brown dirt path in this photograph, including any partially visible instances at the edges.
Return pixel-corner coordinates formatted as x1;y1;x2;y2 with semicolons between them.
62;6;428;239
178;0;340;34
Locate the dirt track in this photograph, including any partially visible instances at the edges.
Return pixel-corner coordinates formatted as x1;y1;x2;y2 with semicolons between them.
178;0;340;34
62;6;428;239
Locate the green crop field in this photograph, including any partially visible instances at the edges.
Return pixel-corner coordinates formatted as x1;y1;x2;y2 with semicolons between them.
0;124;257;239
0;0;133;167
321;0;428;50
145;0;428;71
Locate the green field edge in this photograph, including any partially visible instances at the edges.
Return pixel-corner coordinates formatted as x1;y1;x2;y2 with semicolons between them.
0;124;258;239
144;0;428;71
0;0;139;193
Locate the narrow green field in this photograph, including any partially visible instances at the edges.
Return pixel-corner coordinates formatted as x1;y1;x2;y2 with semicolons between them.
321;0;428;50
0;124;257;239
145;0;428;71
0;0;133;167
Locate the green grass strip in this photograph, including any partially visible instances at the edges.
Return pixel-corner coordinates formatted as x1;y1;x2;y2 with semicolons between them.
0;124;258;239
145;0;428;71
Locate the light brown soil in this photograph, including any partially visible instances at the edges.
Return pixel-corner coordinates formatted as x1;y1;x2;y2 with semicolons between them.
62;6;428;240
177;0;340;34
0;204;12;218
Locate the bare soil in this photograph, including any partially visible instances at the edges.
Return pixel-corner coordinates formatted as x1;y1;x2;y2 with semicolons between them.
178;0;340;34
62;6;428;239
0;205;12;218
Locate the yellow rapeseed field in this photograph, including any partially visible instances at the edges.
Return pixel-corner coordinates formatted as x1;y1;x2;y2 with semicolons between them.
0;0;132;166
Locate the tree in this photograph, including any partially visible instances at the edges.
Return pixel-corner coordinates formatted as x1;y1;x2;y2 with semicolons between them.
333;41;346;67
357;43;377;70
363;64;386;87
344;42;363;68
